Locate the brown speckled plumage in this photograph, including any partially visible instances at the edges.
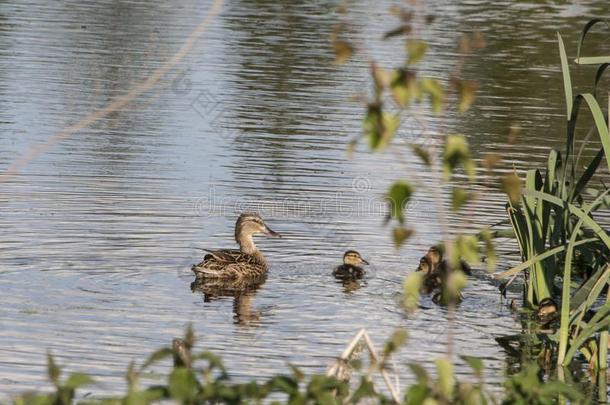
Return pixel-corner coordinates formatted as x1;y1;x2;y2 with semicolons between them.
192;213;280;281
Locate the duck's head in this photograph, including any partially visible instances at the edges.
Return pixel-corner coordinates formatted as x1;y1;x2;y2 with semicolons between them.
235;213;281;242
425;246;442;266
417;256;432;274
343;250;369;266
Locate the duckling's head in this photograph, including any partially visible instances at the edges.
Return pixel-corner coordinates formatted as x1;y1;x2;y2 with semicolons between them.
235;213;281;242
426;246;442;266
417;256;432;274
343;250;369;266
537;297;558;318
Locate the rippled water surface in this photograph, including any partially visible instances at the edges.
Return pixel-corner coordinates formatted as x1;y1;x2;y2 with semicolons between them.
1;0;610;399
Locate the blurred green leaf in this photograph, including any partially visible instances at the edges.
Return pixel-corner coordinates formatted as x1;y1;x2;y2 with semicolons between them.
351;377;376;402
502;174;521;205
168;368;198;402
387;181;413;223
390;69;416;107
384;329;408;357
410;144;431;166
443;134;475;180
64;373;95;390
405;384;428;405
408;363;429;385
455;79;479;113
461;356;484;378
46;352;61;387
363;105;400;151
403;272;423;313
451;188;472;211
407;40;428;65
420;77;445;113
332;40;353;65
142;348;173;370
393;226;414;247
435;358;455;399
455;235;479;265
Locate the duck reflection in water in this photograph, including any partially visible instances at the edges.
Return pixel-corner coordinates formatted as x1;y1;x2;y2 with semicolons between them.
191;275;267;325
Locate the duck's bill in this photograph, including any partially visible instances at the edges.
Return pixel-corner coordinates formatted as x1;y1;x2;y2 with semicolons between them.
264;227;281;238
361;258;370;265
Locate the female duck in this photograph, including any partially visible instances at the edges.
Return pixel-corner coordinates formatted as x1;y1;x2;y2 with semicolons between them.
333;250;369;279
192;213;280;280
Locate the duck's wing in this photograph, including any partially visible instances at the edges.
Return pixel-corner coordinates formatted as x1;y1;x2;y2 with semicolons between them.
192;249;262;279
200;248;245;263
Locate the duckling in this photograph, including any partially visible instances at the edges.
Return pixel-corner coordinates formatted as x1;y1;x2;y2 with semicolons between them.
192;213;281;280
333;250;369;279
537;297;558;320
416;256;441;294
426;246;472;276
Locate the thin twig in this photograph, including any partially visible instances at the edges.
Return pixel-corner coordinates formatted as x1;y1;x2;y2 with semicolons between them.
0;0;224;184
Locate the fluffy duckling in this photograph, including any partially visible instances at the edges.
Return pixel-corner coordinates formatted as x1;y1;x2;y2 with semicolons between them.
426;246;472;276
416;256;441;294
537;297;558;320
333;250;369;279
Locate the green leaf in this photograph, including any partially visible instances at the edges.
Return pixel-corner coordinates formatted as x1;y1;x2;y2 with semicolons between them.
383;329;408;357
455;80;479;113
405;384;428;405
408;363;429;385
443;135;475;180
557;33;573;119
363;105;400;151
387;181;413;223
141;348;173;370
390;69;416;107
420;78;445;113
502;174;521;205
435;358;455;398
46;352;61;387
168;368;198;401
406;40;428;65
573;56;610;65
393;226;414;247
403;272;423;313
410;144;431;166
461;356;484;378
451;188;472;211
64;373;95;390
455;235;479;265
332;40;353;65
351;377;376;402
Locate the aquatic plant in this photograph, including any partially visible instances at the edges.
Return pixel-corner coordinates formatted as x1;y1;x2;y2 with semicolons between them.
12;326;587;405
497;19;610;368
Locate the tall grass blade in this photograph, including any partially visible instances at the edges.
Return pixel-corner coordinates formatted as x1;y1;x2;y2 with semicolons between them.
558;33;573;119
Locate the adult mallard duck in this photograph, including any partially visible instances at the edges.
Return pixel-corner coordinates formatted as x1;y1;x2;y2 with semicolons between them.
192;213;281;280
333;250;369;279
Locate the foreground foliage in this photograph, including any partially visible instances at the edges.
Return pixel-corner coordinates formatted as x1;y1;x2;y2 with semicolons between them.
13;327;588;405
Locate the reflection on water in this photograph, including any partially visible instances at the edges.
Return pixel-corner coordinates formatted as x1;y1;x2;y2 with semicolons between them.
191;275;267;324
1;0;610;399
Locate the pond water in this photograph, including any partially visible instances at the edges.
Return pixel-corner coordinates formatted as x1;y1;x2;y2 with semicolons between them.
1;0;609;400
